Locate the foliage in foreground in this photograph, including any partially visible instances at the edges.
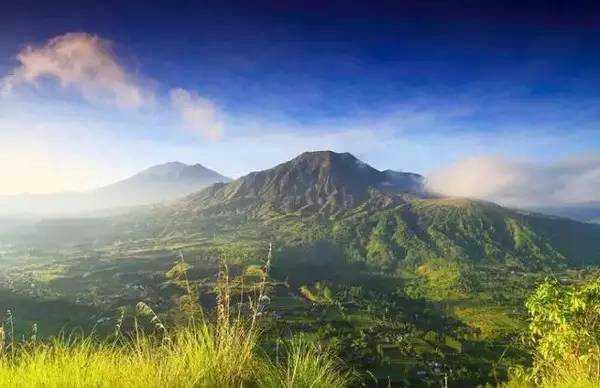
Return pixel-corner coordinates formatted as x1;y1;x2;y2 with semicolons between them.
0;252;353;388
506;277;600;387
0;324;351;388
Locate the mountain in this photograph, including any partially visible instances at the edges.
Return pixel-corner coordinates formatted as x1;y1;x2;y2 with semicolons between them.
381;169;424;194
129;151;600;270
530;202;600;223
123;162;227;182
91;162;230;208
177;151;424;216
0;162;230;216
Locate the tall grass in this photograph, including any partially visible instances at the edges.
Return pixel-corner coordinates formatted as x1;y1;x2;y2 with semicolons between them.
0;246;354;387
260;338;356;388
505;342;600;388
0;324;260;387
506;361;600;388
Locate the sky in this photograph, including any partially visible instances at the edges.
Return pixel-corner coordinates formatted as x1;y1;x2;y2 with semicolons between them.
1;0;600;206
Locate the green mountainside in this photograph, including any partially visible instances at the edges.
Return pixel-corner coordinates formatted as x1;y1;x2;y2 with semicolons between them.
177;150;423;215
122;151;600;272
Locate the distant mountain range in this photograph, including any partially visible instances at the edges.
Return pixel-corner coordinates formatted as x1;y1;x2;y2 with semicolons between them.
0;162;230;216
529;202;600;224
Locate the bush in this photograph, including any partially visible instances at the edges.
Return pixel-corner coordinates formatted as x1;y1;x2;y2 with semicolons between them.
505;277;600;387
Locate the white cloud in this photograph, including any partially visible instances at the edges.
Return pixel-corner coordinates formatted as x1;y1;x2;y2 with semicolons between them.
3;32;152;109
426;154;600;207
170;88;223;139
2;33;223;139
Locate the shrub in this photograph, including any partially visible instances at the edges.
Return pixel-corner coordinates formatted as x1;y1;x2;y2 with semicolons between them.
505;277;600;387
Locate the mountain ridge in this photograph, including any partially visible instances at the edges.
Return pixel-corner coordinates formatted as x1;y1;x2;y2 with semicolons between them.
129;151;600;269
122;161;227;182
179;150;425;216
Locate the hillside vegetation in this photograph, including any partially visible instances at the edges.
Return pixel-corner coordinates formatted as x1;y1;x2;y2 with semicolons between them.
117;151;600;272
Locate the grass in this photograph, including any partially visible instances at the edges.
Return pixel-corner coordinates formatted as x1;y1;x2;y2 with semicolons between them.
0;324;258;387
452;304;524;338
260;338;356;388
0;249;355;387
505;360;600;388
0;324;353;387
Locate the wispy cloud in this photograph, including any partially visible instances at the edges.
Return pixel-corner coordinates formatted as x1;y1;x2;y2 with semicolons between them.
426;154;600;207
1;32;222;139
2;33;152;109
170;88;223;139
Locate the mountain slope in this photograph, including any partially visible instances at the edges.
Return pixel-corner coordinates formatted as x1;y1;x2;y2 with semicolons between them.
0;162;230;216
333;198;595;271
178;151;424;216
128;151;600;270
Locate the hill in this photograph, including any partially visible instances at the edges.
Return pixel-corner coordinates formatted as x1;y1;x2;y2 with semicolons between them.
334;198;600;272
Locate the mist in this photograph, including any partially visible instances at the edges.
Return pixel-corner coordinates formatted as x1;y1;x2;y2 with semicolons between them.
426;154;600;208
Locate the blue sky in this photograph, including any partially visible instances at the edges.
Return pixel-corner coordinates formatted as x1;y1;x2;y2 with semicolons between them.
1;0;600;201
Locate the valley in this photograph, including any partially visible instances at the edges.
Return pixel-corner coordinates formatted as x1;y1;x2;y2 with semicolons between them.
2;151;599;386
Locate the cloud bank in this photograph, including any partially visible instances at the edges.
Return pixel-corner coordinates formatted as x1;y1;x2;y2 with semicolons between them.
2;32;220;138
426;154;600;207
